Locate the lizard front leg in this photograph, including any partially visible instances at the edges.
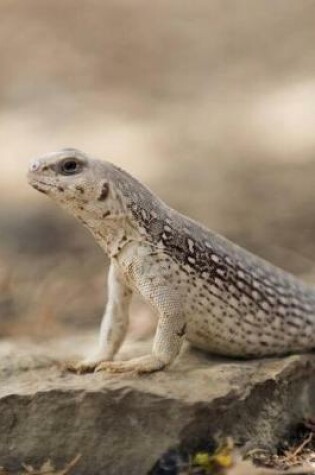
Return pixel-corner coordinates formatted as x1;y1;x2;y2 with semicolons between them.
95;251;186;374
70;260;132;373
95;308;186;374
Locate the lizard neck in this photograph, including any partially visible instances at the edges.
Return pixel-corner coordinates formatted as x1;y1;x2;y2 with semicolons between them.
95;219;135;258
76;209;139;258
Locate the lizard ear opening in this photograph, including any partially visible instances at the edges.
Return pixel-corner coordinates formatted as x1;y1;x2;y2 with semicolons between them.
98;181;110;201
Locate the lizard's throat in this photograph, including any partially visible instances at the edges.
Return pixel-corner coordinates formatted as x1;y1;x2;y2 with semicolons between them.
76;211;130;258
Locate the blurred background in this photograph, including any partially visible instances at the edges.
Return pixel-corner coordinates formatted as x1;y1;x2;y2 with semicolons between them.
0;0;315;342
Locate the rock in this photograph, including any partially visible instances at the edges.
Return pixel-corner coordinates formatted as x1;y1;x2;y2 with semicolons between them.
0;335;314;475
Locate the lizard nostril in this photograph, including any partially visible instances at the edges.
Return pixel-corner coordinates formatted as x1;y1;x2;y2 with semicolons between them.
29;160;41;173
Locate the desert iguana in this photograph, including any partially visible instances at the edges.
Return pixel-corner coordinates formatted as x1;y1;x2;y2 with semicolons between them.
27;148;315;374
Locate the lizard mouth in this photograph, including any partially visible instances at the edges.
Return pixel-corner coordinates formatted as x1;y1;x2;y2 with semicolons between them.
28;177;56;195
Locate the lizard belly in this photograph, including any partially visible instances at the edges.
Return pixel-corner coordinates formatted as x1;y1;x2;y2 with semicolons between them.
184;297;252;357
183;275;315;357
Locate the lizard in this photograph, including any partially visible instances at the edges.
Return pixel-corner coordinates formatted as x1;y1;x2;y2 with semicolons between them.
27;148;315;374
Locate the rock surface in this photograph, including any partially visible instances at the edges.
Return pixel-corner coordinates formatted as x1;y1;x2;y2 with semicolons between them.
0;335;314;475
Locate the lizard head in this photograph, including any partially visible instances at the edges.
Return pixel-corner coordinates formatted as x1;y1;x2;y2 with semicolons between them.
28;148;167;254
27;148;129;222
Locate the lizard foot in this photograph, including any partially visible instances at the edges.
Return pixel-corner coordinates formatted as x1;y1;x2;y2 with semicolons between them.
95;355;166;375
67;355;113;374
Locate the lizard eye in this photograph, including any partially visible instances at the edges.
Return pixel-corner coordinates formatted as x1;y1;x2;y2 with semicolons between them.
59;158;82;176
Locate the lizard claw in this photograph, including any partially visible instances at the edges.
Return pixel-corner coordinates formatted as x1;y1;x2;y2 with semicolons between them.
66;356;113;374
66;361;97;374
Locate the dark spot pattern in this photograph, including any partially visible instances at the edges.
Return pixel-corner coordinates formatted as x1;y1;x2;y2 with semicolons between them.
98;182;109;201
177;323;187;337
75;185;85;194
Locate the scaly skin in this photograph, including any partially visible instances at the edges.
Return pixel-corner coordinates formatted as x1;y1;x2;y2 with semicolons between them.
27;148;315;374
